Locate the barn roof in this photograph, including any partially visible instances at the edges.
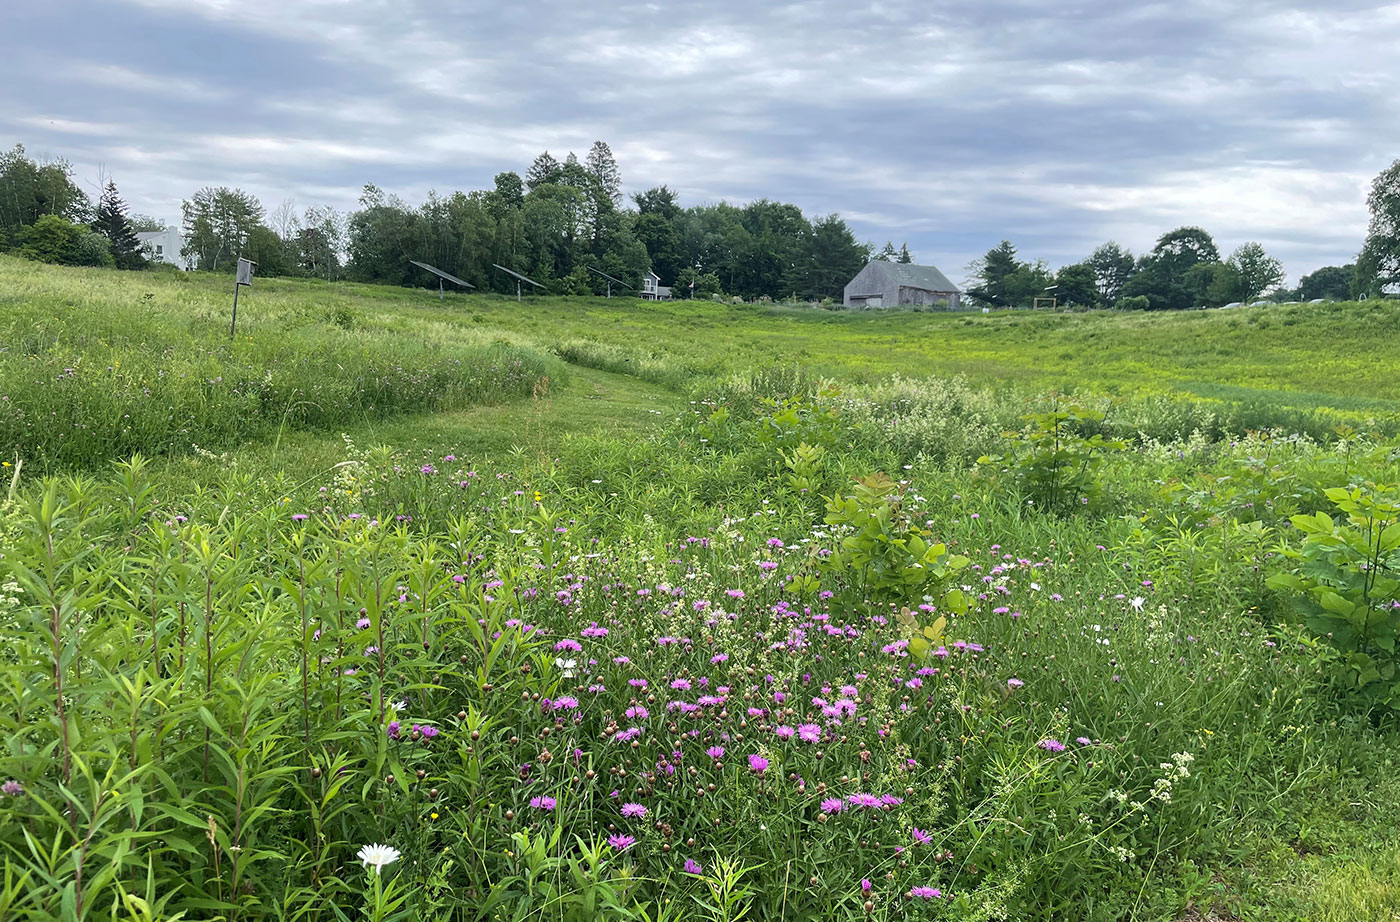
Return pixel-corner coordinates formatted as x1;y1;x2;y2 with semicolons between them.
889;262;959;293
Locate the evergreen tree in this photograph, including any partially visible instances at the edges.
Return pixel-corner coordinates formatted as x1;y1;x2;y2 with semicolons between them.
93;180;145;269
585;141;622;206
525;152;562;191
897;242;912;263
969;240;1021;306
876;241;897;261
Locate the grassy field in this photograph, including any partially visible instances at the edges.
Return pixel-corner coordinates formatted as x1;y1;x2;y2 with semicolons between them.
2;258;1400;921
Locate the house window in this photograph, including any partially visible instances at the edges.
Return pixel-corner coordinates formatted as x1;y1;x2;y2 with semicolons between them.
155;245;163;255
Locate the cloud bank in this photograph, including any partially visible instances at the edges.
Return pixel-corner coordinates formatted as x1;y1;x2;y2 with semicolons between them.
3;0;1398;282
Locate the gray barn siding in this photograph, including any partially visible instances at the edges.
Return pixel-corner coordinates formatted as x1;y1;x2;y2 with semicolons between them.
843;261;961;310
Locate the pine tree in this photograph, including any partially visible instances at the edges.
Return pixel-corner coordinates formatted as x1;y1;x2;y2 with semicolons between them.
585;141;622;206
525;151;562;191
897;242;912;263
876;241;897;261
93;180;145;269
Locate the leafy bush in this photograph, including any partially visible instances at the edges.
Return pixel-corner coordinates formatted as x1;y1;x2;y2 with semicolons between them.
979;399;1127;513
1269;483;1400;705
822;471;970;605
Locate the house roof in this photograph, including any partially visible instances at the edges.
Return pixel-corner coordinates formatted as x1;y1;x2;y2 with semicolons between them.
888;262;959;293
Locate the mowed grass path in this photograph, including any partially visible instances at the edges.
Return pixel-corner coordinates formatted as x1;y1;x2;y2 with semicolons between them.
157;363;680;486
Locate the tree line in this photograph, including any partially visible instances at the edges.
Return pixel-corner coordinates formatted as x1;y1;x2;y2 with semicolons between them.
967;160;1400;309
3;139;1398;305
966;229;1366;310
0;141;872;301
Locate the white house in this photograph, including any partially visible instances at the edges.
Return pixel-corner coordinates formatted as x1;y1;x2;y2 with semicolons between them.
640;269;671;301
137;228;191;270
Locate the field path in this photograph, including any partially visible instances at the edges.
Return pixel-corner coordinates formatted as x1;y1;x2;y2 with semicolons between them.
169;363;682;480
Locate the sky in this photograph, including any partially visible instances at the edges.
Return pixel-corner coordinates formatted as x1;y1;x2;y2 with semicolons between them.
3;0;1398;285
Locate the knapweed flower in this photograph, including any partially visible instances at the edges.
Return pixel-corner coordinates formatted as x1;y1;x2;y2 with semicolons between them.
683;858;703;875
847;793;882;809
820;797;845;814
607;834;636;850
1007;678;1024;688
1038;738;1066;752
529;796;556;811
621;802;648;818
707;745;725;759
356;843;401;874
912;827;932;845
356;617;371;630
907;886;942;900
386;721;401;740
797;723;821;744
748;754;769;773
1;780;23;797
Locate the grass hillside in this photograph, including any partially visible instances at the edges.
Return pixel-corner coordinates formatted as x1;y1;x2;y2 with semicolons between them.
3;257;1400;921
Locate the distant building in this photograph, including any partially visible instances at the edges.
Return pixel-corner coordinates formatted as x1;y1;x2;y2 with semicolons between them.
641;269;672;301
137;228;191;270
843;261;961;309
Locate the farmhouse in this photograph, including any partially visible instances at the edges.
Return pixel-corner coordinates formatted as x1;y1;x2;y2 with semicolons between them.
843;260;961;309
640;269;672;301
137;227;192;270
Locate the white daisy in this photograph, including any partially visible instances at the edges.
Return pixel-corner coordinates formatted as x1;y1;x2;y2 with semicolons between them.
357;843;401;874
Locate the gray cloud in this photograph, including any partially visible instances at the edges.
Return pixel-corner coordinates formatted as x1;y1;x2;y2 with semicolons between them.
2;0;1397;282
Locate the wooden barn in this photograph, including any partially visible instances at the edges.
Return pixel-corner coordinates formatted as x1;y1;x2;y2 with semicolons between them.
843;261;961;310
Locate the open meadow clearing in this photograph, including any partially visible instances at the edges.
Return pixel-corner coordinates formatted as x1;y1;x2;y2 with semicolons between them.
3;257;1400;921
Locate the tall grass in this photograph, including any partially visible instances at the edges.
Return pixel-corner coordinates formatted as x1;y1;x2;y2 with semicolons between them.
0;258;565;469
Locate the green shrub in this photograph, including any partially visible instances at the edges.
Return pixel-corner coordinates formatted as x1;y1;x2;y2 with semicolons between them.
1269;483;1400;706
979;399;1127;513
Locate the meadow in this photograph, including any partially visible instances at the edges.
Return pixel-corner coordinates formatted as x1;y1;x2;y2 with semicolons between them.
2;256;1400;921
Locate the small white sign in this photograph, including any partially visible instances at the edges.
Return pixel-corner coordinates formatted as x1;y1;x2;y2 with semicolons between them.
236;258;254;286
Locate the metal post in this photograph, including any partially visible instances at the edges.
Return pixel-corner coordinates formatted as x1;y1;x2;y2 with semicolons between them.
230;281;240;339
439;278;444;300
517;281;521;302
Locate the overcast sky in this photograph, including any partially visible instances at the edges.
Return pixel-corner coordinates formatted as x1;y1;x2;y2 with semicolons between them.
3;0;1398;283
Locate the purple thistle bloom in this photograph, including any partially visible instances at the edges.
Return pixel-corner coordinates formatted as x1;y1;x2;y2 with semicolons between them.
621;802;648;819
386;721;401;740
607;834;636;851
748;754;769;773
1038;738;1066;752
1;780;23;797
707;745;725;759
683;858;703;875
797;723;821;744
847;792;882;809
356;617;371;630
861;878;872;892
820;797;845;814
907;886;942;900
530;796;557;811
1007;678;1024;688
912;827;932;845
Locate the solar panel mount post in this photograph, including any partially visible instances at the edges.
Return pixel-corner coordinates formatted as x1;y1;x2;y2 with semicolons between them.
410;260;474;300
586;265;632;299
492;263;545;302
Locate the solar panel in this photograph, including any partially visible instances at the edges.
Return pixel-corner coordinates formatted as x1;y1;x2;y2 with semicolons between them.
492;264;545;288
586;266;628;286
585;265;635;298
410;260;474;289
